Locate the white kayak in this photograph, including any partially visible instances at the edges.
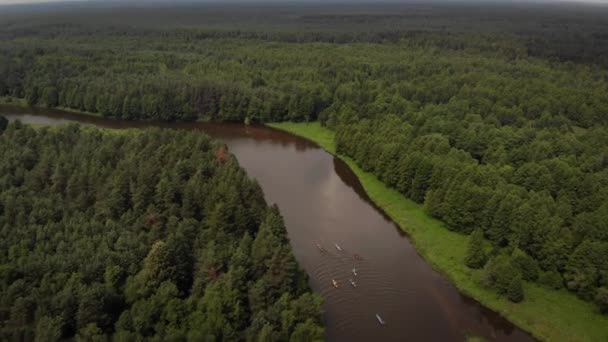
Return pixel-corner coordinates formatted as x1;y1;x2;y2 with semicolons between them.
376;314;385;325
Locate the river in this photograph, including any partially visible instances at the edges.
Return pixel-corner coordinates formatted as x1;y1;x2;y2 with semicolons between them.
1;105;534;341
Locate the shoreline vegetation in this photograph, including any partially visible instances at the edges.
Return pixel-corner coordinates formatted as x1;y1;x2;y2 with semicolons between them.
0;96;102;118
0;96;215;124
268;121;608;342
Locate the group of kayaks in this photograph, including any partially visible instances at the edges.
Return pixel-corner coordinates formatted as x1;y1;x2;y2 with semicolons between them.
316;242;386;326
330;270;358;288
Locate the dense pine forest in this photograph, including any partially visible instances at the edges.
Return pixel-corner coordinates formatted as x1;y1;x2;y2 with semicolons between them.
1;0;608;327
0;121;323;340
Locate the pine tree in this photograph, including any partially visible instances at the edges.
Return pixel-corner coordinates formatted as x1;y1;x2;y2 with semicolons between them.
507;276;524;303
256;324;278;342
34;316;63;342
290;319;324;342
76;323;105;342
107;172;132;218
511;248;539;281
465;229;487;269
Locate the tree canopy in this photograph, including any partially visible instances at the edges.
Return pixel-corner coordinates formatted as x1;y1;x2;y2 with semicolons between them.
0;121;323;341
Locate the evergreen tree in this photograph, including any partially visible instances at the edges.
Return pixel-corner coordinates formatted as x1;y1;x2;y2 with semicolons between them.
34;316;62;342
465;229;487;269
290;319;324;342
483;255;520;294
507;276;525;303
511;248;540;281
76;324;106;342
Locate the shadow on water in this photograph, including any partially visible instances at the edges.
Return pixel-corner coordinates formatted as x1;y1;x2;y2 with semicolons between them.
332;156;406;236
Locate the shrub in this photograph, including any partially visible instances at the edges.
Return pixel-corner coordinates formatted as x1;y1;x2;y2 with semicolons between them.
539;271;564;290
507;276;525;303
511;248;540;281
465;229;487;269
595;287;608;314
483;254;520;294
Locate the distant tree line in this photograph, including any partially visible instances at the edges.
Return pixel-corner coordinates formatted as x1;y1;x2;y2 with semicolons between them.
1;32;605;126
0;121;324;341
0;40;333;123
2;2;607;66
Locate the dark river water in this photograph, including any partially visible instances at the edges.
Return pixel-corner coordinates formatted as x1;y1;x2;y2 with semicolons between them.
1;105;534;342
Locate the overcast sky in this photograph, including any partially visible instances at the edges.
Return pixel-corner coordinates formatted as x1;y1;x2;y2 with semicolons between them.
0;0;607;4
0;0;607;3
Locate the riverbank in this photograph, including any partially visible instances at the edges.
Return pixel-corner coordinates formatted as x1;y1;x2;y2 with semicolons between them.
0;96;104;118
268;122;608;342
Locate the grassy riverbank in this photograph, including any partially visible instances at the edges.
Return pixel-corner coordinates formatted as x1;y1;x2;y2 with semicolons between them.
268;122;608;342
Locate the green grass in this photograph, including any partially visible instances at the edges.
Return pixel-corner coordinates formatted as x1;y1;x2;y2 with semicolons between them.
268;122;608;342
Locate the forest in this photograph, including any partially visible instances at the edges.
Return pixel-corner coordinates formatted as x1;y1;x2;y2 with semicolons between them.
0;121;323;340
0;0;607;321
